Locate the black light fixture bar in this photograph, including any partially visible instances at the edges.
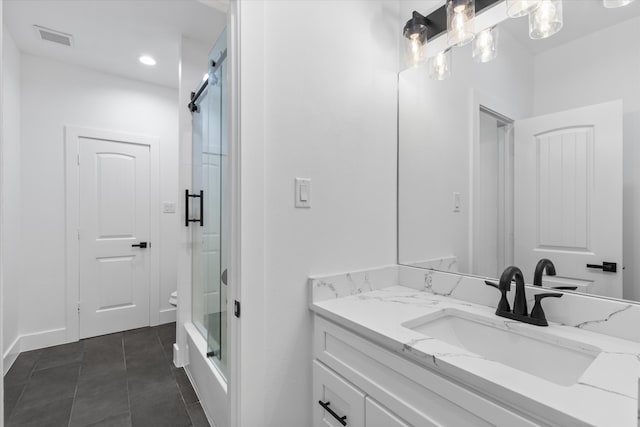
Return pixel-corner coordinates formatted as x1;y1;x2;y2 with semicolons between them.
414;0;502;42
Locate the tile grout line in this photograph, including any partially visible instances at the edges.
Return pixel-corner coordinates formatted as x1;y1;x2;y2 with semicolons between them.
123;335;134;426
66;361;83;427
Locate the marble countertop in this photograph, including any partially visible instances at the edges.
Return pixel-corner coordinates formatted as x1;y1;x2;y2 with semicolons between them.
311;285;640;427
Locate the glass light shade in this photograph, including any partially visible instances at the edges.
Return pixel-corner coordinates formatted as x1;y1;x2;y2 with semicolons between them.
529;0;563;40
403;12;429;68
472;26;499;63
447;0;475;47
428;49;452;80
506;0;542;17
404;29;428;67
603;0;635;7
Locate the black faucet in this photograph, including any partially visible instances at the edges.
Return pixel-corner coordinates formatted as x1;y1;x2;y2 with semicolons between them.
485;266;562;326
533;259;578;291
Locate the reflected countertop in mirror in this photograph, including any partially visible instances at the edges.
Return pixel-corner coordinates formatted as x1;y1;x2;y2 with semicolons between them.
398;1;640;303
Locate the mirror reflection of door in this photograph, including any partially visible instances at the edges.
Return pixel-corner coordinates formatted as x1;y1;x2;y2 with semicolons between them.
514;101;623;298
473;108;514;279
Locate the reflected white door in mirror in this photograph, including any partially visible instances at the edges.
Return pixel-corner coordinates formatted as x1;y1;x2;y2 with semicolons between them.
514;101;623;298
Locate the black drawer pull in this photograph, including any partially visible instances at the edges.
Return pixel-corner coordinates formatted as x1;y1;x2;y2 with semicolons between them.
318;400;347;426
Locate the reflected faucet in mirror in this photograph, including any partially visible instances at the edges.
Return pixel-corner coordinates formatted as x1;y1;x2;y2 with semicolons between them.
534;259;578;291
534;258;556;286
485;266;562;326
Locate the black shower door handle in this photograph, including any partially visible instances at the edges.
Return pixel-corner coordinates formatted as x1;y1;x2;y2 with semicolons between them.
185;189;204;227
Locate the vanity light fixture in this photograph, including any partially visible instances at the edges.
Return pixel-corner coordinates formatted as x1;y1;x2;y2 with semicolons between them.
403;11;429;67
472;26;499;63
506;0;542;18
428;48;452;80
529;0;563;40
138;55;156;66
602;0;635;7
447;0;475;47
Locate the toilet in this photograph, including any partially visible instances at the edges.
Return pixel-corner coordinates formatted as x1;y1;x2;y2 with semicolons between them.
169;291;178;307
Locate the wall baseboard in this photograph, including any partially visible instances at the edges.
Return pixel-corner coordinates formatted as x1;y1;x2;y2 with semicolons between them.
157;307;177;326
3;336;21;375
20;328;69;353
3;327;68;375
173;343;184;368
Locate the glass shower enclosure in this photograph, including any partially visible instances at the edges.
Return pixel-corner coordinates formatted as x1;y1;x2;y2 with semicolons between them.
188;30;228;377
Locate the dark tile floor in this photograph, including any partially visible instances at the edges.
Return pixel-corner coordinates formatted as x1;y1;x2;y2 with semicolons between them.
3;323;210;427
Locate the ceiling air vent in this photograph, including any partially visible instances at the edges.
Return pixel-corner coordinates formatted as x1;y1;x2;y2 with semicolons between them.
33;25;73;47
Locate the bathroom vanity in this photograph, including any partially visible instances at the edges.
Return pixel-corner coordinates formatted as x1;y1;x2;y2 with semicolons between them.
309;266;640;426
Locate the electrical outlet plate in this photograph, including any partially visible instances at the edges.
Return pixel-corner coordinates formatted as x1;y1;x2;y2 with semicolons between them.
163;202;177;213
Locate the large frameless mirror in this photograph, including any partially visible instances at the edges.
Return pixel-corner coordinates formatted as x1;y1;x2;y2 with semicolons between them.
398;1;640;303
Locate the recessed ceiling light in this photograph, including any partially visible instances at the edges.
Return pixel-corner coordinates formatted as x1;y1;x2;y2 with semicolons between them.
139;55;156;66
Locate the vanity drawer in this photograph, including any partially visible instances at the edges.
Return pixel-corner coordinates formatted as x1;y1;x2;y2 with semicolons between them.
314;315;543;427
366;397;411;427
314;360;365;427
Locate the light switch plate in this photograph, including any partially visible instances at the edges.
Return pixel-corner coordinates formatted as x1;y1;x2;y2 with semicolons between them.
295;178;311;208
163;202;177;214
452;192;461;213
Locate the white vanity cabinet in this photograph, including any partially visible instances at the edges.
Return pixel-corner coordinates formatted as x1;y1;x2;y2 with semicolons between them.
313;315;544;427
365;398;411;427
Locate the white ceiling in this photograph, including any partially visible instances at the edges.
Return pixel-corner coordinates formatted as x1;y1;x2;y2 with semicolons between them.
4;0;227;88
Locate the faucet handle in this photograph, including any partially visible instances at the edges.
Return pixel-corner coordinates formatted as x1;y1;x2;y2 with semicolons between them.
484;280;499;290
530;292;562;326
485;281;511;314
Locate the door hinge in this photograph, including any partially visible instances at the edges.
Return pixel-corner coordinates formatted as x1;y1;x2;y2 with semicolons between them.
234;300;240;318
77;302;80;314
77;154;80;165
77;229;80;240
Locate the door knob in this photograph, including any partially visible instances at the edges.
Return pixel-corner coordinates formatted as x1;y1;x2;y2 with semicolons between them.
131;242;149;249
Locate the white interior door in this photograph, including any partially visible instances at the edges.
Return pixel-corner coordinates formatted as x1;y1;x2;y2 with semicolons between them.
514;101;623;297
79;137;151;338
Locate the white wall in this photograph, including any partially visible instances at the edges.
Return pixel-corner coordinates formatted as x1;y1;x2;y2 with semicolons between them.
19;54;179;348
1;28;22;371
0;0;5;419
398;28;534;271
532;17;640;300
238;1;399;425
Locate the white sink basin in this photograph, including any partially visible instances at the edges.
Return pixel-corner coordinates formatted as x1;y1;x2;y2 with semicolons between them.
402;309;601;386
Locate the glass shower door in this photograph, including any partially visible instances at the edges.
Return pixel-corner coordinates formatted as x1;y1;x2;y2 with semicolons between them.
191;33;227;377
